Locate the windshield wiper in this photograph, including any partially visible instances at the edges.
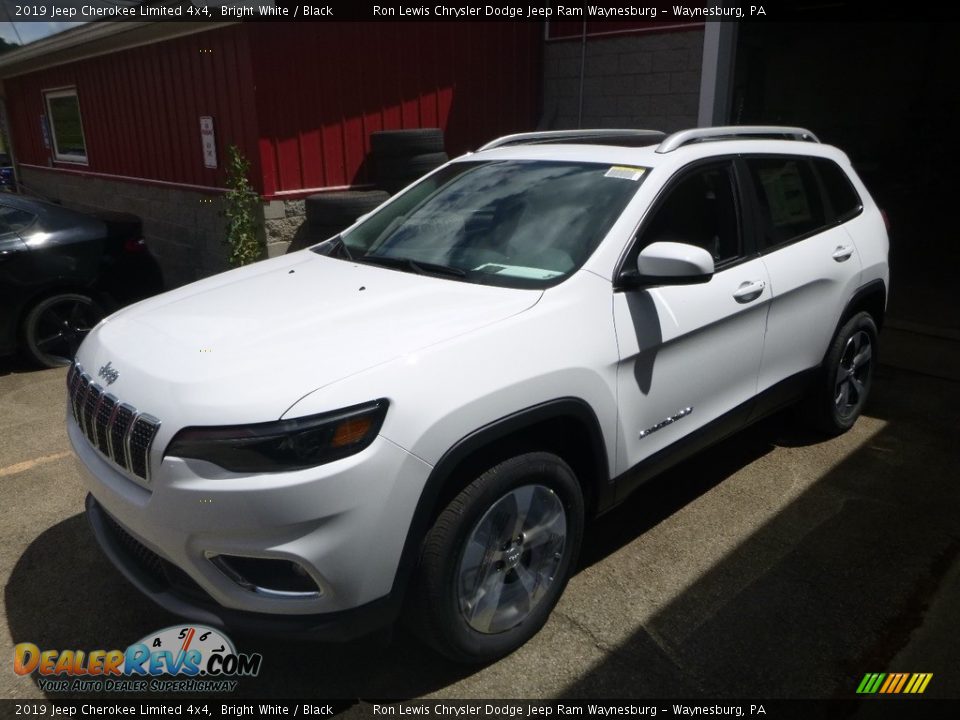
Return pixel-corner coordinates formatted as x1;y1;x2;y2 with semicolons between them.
358;255;466;279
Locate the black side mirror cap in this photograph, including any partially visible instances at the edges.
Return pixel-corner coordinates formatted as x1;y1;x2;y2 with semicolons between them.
615;268;713;292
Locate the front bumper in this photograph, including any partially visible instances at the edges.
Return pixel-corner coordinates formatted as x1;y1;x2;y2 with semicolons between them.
69;411;433;638
85;495;397;640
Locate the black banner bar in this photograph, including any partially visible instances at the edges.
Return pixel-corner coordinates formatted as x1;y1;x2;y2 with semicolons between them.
5;1;960;23
3;699;960;720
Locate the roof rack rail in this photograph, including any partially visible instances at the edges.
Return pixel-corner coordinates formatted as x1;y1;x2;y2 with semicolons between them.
656;125;820;154
479;129;666;152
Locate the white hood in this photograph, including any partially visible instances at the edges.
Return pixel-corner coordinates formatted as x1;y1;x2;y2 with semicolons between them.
77;252;541;426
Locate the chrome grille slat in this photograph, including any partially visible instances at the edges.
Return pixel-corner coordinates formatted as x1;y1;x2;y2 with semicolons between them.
68;362;161;483
76;374;92;432
67;367;83;422
94;395;118;455
66;363;76;395
129;414;161;482
111;405;137;469
81;385;102;445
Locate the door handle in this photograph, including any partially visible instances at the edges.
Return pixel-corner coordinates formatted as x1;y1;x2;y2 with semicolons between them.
733;279;766;303
832;245;854;262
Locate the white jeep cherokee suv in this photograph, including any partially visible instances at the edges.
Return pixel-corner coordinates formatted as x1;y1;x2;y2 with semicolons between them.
68;126;889;662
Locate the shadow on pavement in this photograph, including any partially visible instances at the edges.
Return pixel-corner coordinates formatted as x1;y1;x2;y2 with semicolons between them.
560;365;960;698
4;514;474;701
0;356;46;378
8;366;958;700
2;405;809;701
3;409;796;701
580;414;783;573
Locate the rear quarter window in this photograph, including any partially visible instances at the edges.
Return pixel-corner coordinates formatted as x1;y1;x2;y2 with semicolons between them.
813;158;862;223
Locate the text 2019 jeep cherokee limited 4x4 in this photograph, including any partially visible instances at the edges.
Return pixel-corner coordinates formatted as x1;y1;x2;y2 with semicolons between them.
68;126;888;662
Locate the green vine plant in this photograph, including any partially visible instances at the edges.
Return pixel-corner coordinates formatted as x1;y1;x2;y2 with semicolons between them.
222;145;264;268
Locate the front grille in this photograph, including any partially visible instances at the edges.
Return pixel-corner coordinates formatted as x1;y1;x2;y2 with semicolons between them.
67;362;161;482
97;501;212;602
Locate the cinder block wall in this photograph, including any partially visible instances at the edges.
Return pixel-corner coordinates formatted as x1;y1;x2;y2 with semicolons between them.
263;199;305;258
542;29;705;133
19;168;238;288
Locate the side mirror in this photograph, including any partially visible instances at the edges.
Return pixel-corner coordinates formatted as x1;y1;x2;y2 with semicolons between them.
620;241;715;289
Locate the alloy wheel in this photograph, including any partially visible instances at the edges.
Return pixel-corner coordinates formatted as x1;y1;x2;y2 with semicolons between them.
834;330;872;419
30;296;101;367
457;484;567;635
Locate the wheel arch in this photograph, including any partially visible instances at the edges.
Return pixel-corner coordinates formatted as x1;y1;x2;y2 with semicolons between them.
17;282;112;335
390;397;611;605
840;279;887;332
821;279;887;368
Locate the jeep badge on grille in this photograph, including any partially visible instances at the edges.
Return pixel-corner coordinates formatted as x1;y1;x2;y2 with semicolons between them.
98;362;119;386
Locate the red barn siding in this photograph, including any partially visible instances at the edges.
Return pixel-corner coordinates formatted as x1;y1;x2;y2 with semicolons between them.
4;22;540;199
249;22;542;197
5;25;260;192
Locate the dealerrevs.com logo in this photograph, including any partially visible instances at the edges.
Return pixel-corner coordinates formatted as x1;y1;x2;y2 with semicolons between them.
14;625;262;693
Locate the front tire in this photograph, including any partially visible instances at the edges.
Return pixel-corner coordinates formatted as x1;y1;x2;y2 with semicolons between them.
810;311;878;435
409;452;584;663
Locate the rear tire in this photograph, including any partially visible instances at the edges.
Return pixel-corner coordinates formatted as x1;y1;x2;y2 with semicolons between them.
22;293;104;368
408;452;584;664
808;311;878;435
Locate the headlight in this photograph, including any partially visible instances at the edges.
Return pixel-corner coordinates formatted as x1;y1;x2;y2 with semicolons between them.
165;400;388;472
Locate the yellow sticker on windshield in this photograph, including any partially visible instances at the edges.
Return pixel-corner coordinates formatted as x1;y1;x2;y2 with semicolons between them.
604;166;646;181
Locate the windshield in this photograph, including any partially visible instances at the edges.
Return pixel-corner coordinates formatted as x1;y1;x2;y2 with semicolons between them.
315;160;648;289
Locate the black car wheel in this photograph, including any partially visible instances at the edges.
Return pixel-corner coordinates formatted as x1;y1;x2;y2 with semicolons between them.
808;311;878;435
23;293;105;368
408;452;584;663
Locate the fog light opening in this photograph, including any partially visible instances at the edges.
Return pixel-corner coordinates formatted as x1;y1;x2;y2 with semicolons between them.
209;554;322;598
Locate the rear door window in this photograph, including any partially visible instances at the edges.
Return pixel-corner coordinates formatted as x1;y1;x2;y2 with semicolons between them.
745;157;826;249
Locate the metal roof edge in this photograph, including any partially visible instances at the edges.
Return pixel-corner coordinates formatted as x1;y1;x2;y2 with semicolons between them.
0;20;237;79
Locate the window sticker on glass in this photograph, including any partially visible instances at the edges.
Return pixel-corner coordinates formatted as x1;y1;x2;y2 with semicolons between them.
604;166;646;181
758;163;813;227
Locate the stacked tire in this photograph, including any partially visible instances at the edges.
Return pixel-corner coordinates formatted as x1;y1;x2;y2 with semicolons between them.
371;129;448;194
286;190;389;254
286;128;448;254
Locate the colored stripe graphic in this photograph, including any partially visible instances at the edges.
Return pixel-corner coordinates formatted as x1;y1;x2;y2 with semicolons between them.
879;674;895;693
858;672;932;694
892;673;909;693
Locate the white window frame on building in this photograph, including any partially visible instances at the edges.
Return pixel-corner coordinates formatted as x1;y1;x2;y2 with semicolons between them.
43;87;88;164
